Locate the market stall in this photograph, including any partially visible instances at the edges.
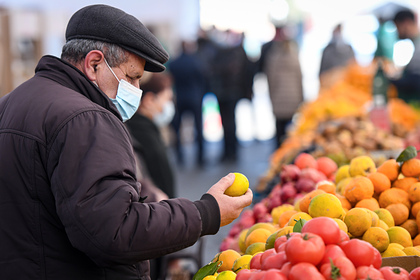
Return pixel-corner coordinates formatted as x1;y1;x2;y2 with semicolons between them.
192;59;420;279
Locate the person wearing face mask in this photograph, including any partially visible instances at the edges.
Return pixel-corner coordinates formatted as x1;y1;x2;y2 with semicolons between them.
125;72;176;200
0;4;253;280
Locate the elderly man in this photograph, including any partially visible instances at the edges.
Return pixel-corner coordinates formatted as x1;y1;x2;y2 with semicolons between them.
0;5;252;280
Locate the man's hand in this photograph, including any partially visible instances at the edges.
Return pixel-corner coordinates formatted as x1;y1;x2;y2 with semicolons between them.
207;173;253;227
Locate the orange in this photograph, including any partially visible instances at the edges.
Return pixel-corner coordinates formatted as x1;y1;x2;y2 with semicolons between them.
308;193;344;219
400;219;419;239
344;208;372;237
278;210;298;228
401;158;420;177
287;212;312;227
355;198;380;211
386;203;410;226
333;218;348;232
315;180;336;194
377;159;400;182
335;193;352;210
316;156;338;177
374;208;395;228
271;204;294;225
348;155;376;177
275;226;294;238
299;189;326;214
387;226;413;248
392;177;419;193
212;249;241;272
232;254;252;272
378;188;411;209
294;153;318;170
237;229;249;253
381;246;406;257
409;182;420;203
244;228;272;249
412;201;420;218
367;209;380;227
343;176;374;204
244;242;265;255
245;223;277;240
362;227;390;252
416;210;420;233
413;234;420;246
367;172;391;194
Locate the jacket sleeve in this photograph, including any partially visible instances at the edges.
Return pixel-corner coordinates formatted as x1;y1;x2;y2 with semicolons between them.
47;110;220;266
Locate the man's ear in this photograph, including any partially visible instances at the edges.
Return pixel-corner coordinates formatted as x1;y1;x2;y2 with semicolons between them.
83;50;105;81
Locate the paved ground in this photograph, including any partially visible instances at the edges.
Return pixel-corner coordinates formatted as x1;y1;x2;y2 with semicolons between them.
167;137;275;272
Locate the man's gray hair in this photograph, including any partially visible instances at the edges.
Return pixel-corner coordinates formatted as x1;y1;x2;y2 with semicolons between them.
61;39;128;67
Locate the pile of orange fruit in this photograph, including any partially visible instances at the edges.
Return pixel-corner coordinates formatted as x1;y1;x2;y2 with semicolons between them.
196;149;420;279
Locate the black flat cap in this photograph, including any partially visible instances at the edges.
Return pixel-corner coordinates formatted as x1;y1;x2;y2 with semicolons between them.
66;4;169;72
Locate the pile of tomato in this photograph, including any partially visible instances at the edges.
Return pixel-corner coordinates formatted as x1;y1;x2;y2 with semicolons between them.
236;217;419;280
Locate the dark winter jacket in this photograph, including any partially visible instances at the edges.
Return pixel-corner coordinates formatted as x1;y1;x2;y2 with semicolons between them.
0;55;220;280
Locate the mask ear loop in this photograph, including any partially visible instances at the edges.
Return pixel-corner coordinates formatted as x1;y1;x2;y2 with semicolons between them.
104;58;120;83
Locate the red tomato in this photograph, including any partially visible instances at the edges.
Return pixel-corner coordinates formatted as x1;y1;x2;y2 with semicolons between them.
261;269;287;280
339;239;375;268
280;262;292;278
236;269;254;280
339;230;350;243
320;256;356;280
261;251;287;270
285;233;326;265
249;270;266;280
260;248;276;265
356;265;385;280
380;266;409;280
250;252;263;270
301;217;341;245
410;267;420;280
372;248;382;269
275;233;301;253
319;244;346;267
289;262;326;280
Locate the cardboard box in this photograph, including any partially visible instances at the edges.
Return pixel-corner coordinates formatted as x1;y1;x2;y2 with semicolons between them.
381;256;420;272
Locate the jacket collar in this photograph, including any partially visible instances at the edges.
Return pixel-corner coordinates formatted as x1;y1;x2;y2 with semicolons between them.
35;55;122;121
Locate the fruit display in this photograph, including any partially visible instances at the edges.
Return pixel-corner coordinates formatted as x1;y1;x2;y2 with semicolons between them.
194;147;420;279
257;60;420;193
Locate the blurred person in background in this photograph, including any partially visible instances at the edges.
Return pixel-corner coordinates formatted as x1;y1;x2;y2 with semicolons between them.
0;4;253;280
125;72;176;199
258;25;304;149
389;9;420;103
211;30;254;162
125;71;177;280
168;41;207;167
319;23;355;78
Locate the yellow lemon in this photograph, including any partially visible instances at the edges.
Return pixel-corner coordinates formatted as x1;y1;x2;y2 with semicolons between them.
203;276;217;280
216;271;236;280
335;164;351;184
232;254;252;272
403;247;420;256
224;173;249;196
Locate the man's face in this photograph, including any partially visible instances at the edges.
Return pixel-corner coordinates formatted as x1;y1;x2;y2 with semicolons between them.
96;52;146;99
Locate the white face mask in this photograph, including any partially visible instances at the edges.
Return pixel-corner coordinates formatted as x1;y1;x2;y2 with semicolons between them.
104;59;142;122
153;101;175;127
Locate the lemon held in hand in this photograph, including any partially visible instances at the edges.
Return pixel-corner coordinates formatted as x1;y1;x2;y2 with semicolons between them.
224;173;249;196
